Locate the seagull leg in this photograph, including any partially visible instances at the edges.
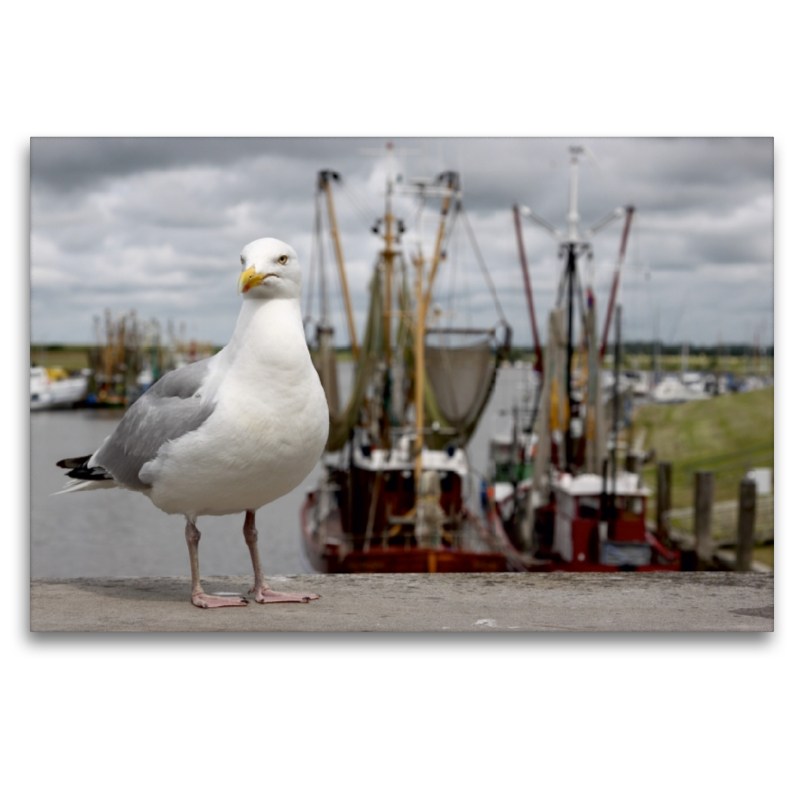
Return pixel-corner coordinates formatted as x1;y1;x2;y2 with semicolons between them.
243;510;320;603
185;518;248;608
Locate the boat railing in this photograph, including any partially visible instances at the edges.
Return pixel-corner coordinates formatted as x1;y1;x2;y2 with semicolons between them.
387;424;460;443
335;507;474;553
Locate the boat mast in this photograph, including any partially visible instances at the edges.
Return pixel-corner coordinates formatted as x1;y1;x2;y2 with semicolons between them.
564;242;577;468
600;205;635;358
382;144;396;365
319;170;360;358
563;147;582;469
513;203;543;374
421;172;458;316
414;247;425;490
412;172;459;492
519;145;625;473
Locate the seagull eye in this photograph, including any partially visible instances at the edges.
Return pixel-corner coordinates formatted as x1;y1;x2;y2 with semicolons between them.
240;256;246;265
277;255;288;265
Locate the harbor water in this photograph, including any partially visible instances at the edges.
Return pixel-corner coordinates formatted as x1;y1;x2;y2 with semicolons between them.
30;364;535;579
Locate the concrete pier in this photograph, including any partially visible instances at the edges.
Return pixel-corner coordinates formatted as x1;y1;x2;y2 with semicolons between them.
31;572;773;632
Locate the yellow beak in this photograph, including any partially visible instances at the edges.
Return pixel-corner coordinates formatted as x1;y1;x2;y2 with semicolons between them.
238;266;262;294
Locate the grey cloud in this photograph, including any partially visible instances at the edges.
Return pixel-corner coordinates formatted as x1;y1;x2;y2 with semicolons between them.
33;138;305;190
30;137;773;347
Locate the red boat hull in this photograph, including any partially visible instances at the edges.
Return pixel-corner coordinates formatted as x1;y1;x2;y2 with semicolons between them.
301;491;509;574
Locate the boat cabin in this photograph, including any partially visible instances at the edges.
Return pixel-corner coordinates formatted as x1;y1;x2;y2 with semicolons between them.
551;471;662;570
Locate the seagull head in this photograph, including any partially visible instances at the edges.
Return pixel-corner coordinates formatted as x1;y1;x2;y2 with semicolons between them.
238;238;302;301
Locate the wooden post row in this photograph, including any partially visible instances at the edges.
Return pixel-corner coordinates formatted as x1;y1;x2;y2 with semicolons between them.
694;471;714;568
736;478;757;571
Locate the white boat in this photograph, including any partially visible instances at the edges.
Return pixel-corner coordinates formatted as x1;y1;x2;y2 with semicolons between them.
651;374;709;404
736;375;766;392
30;366;88;410
627;369;653;397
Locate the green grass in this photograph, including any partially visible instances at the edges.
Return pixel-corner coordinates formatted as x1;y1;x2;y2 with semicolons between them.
752;545;774;569
30;343;225;373
30;345;92;372
513;350;773;377
634;387;774;569
634;386;774;511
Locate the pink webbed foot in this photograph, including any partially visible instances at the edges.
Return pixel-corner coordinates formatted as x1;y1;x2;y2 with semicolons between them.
249;585;321;604
191;592;249;609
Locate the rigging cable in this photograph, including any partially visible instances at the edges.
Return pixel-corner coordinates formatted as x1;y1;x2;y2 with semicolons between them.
322;204;350;351
460;204;508;325
446;212;460;326
305;190;321;326
394;254;410;358
339;177;381;233
556;248;568;307
319;190;331;324
573;252;589;334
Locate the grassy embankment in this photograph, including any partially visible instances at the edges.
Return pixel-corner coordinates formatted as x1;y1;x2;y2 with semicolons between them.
624;354;773;378
510;351;773;378
30;344;224;373
632;387;774;567
30;345;92;372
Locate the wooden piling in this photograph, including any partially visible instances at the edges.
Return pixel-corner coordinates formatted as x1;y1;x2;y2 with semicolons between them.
735;478;757;571
656;462;671;542
694;471;714;568
624;453;642;478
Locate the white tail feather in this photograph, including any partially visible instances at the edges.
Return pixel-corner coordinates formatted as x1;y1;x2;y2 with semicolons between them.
54;479;118;496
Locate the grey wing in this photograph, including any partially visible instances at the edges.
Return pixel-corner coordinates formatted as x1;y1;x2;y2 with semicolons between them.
91;358;217;490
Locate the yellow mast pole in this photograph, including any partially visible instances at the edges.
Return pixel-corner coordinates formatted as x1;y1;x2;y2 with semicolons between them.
415;181;455;486
381;206;395;450
414;250;425;490
322;174;360;358
421;175;456;316
383;145;395;364
414;179;455;490
383;221;394;363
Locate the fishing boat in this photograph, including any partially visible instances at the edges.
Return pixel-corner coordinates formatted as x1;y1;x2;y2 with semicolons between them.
484;146;681;572
300;147;519;573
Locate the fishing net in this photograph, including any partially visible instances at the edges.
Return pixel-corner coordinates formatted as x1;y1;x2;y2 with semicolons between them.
314;258;501;452
424;338;499;447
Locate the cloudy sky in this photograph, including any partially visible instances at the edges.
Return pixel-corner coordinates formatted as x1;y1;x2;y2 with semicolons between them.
30;137;772;350
30;136;773;350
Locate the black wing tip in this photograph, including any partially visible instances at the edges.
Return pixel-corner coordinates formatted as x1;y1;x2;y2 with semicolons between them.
56;455;112;481
56;455;92;469
69;469;112;481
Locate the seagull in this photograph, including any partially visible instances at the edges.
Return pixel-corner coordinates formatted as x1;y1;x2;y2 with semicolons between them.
57;238;329;608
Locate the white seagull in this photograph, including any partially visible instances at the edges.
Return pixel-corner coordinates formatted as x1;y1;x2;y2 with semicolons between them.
57;238;329;608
